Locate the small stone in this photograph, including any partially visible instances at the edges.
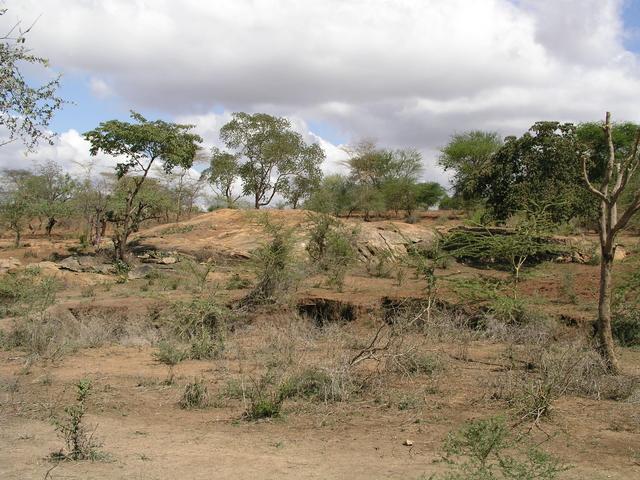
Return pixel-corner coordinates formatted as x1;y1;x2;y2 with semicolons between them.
160;256;177;265
403;440;413;446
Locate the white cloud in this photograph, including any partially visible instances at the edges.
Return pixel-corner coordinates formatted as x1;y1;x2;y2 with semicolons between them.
89;77;113;99
2;0;639;186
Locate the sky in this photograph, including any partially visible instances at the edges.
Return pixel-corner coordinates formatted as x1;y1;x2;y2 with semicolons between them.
1;0;640;187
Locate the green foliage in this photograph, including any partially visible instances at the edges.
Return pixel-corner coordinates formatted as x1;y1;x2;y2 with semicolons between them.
279;367;335;401
179;257;215;292
0;8;65;151
83;111;202;259
28;161;78;237
439;130;502;205
153;341;188;365
0;268;58;317
306;213;358;291
382;179;446;218
612;310;640;347
304;174;358;216
179;378;209;409
481;122;596;223
51;380;102;461
439;417;568;479
242;217;299;305
443;214;568;283
0;169;34;246
166;298;231;359
201;147;242;207
242;372;287;420
218;112;325;208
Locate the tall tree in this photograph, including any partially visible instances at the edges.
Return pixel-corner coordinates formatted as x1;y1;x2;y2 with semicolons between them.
481;122;591;222
305;174;358;217
201;147;242;208
1;8;65;151
0;169;33;246
84;112;202;260
344;141;423;220
219;113;325;209
439;131;502;204
582;112;640;374
28;161;78;238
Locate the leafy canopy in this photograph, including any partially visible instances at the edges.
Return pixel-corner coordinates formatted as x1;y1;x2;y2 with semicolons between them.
219;112;325;208
0;8;65;151
84;111;202;178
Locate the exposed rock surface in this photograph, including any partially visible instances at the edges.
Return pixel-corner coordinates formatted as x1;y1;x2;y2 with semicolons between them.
58;255;115;274
0;257;21;274
135;209;439;262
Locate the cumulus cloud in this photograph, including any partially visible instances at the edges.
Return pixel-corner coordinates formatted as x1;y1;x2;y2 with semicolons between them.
1;0;639;186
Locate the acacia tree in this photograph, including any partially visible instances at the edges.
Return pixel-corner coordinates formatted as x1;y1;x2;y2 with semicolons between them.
0;169;33;246
201;147;242;208
582;112;640;374
219;113;325;209
28;161;78;238
84;112;202;260
1;8;64;151
439;131;502;205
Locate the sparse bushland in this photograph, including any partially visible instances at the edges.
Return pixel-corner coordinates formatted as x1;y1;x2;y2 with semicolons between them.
153;298;233;363
492;341;639;428
51;380;103;461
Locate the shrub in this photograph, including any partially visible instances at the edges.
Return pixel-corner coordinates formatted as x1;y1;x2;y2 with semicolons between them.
438;416;569;479
153;341;188;365
241;218;300;306
0;268;59;317
366;249;394;278
179;257;214;292
612;310;640;347
280;367;334;401
306;213;357;291
189;329;224;360
442;221;568;284
242;373;286;420
166;298;232;359
179;378;209;409
393;352;441;377
3;316;67;361
51;380;102;461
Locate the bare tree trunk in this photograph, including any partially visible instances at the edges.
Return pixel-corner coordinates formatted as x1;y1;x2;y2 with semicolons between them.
45;217;57;239
597;247;620;373
582;111;640;374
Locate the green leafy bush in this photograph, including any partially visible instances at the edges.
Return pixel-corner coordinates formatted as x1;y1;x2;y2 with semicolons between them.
241;218;299;306
51;380;103;461
306;213;358;291
153;341;188;365
438;416;569;479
